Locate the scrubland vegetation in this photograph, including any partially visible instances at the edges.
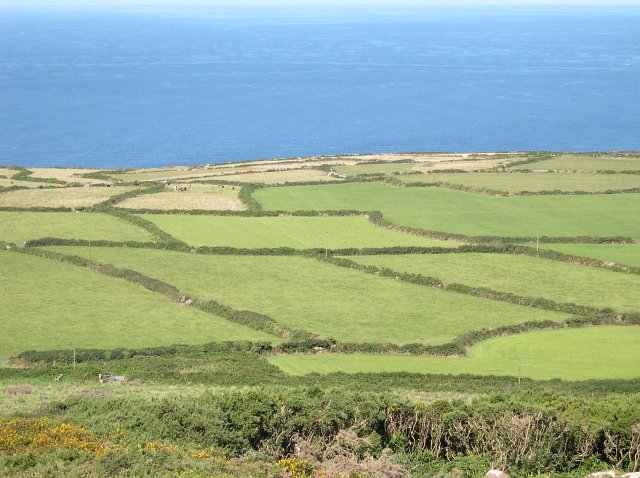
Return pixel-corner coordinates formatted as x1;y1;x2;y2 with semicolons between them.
1;152;640;477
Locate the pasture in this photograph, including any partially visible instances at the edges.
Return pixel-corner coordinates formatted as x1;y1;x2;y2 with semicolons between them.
0;251;277;364
139;214;455;248
541;243;640;268
395;171;640;192
268;326;640;381
0;186;137;208
206;168;341;184
47;247;570;345
350;253;640;313
117;184;244;210
0;178;61;188
253;182;640;238
335;162;416;176
27;168;101;184
513;154;640;171
0;211;153;243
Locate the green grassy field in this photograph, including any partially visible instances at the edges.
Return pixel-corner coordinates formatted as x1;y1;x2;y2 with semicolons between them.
512;154;640;171
0;186;137;208
0;211;154;243
47;247;570;345
350;253;640;313
0;251;277;363
253;183;640;238
268;326;640;381
541;243;640;268
395;171;640;192
140;215;456;248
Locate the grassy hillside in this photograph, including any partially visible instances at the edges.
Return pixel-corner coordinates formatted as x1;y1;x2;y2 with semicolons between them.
350;253;640;313
0;251;277;362
268;326;640;381
253;183;640;238
140;214;455;248
0;211;153;243
48;247;570;345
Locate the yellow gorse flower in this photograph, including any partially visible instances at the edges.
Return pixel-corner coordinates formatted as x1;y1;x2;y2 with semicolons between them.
0;417;111;456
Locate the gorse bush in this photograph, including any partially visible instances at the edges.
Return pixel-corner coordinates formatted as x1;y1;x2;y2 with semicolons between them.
24;388;640;475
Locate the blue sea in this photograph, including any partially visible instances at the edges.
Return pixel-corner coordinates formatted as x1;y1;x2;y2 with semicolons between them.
1;5;639;168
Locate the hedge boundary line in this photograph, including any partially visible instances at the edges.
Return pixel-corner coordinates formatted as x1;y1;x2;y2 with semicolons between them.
98;208;185;245
11;315;632;365
502;153;556;169
383;175;640;197
0;206;77;212
366;210;634;245
91;184;165;208
12;338;465;364
0;185;30;194
238;184;263;211
318;255;640;325
333;243;640;276
12;247;303;339
9;167;67;185
110;207;368;217
25;239;640;277
9;245;639;360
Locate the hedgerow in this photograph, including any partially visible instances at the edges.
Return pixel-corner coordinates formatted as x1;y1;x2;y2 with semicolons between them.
97;208;185;245
9;167;67;185
238;184;263;211
90;184;164;209
319;254;640;327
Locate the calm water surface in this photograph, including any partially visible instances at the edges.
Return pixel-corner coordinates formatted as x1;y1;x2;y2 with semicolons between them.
0;6;639;168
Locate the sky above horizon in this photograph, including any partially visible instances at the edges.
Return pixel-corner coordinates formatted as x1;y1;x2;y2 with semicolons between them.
2;0;640;5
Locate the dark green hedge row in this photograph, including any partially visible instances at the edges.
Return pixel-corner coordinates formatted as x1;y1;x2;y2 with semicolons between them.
91;184;164;208
98;208;185;244
26;237;639;278
597;169;640;175
331;341;465;356
0;185;29;194
503;153;555;168
446;282;602;317
78;170;120;181
320;254;640;325
462;274;636;321
451;317;604;348
110;207;366;217
24;237;174;249
238;184;263;211
9;167;67;185
321;255;443;286
194;299;298;338
15;341;275;364
385;175;640;197
354;158;416;165
368;209;634;245
14;337;463;366
0;205;76;212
